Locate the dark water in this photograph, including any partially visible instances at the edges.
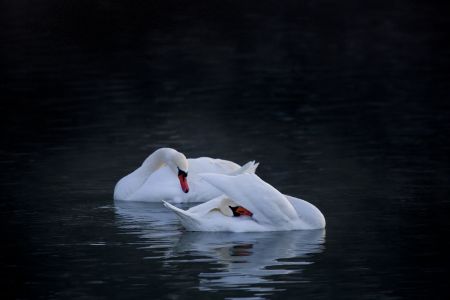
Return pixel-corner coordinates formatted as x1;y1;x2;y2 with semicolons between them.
2;1;450;299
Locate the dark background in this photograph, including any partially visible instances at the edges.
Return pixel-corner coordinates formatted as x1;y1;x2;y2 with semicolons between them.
1;0;450;299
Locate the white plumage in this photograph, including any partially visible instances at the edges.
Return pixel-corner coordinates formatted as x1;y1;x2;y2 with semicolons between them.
163;173;326;232
113;148;258;203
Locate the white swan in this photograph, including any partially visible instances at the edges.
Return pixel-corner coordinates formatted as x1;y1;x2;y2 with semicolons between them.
113;148;259;202
114;200;325;290
163;173;325;232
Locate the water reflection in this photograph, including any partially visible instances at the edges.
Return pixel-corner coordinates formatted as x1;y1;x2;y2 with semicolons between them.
173;230;325;292
114;201;325;293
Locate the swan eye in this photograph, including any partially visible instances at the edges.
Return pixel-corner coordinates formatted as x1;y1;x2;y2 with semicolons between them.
177;168;188;177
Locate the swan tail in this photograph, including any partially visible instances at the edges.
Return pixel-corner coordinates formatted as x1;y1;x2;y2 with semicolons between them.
162;201;202;231
228;161;259;175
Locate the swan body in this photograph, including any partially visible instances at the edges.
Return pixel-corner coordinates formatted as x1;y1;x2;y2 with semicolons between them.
114;148;259;203
163;173;325;232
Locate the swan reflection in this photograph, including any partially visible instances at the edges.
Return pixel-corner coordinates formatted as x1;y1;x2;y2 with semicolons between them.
114;201;325;292
172;230;325;291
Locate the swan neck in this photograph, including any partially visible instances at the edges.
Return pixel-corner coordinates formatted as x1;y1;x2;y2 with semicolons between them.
141;148;175;176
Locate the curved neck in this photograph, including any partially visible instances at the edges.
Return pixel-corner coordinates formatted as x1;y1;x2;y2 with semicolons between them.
140;148;176;177
114;149;178;200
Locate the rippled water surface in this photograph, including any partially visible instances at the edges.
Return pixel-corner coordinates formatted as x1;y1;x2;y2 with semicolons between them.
2;1;450;299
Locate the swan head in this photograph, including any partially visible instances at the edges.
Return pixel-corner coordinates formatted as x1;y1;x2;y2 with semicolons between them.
141;147;190;193
230;206;253;217
170;151;189;193
177;167;189;193
218;198;253;217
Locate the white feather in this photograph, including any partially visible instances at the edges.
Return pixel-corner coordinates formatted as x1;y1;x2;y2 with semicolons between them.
164;173;326;232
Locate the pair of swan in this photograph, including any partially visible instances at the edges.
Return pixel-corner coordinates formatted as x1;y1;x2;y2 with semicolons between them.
114;148;325;232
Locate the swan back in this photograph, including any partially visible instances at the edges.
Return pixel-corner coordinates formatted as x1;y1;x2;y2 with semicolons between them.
285;195;326;229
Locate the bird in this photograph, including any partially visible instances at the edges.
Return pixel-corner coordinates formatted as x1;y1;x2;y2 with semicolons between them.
114;148;259;202
163;172;326;232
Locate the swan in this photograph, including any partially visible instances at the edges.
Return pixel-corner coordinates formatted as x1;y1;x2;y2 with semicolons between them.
163;173;326;232
113;148;259;202
114;200;325;289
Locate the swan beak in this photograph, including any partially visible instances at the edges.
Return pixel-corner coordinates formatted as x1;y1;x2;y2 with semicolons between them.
178;174;189;193
236;206;253;217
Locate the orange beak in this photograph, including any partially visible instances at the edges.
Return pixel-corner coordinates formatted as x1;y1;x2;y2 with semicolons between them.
178;174;189;193
235;206;253;217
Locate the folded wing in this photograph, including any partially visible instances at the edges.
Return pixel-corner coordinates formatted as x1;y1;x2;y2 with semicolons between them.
199;173;298;226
